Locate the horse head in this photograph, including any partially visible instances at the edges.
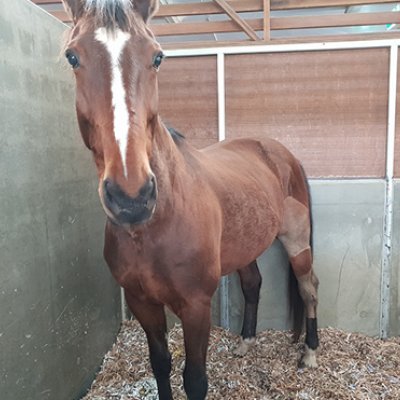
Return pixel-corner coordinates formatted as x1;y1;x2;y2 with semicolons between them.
62;0;163;226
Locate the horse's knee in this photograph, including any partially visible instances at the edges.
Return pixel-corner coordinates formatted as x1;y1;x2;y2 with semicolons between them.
183;364;208;400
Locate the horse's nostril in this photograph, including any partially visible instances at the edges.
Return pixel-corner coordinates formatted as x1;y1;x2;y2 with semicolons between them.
140;175;157;199
149;176;156;195
103;179;115;204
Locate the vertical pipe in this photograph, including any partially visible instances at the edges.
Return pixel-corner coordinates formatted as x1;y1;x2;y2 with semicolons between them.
217;52;230;330
380;44;398;339
217;52;226;142
120;287;127;321
263;0;271;41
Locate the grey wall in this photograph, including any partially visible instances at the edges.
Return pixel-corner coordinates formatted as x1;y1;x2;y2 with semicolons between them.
390;180;400;336
226;180;398;337
0;1;121;399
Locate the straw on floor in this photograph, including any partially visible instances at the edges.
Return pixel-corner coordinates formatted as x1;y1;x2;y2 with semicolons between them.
83;320;400;400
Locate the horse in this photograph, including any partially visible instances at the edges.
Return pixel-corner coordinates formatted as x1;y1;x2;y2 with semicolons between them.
60;1;319;399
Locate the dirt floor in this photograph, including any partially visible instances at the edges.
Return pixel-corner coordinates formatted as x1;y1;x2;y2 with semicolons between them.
83;320;400;400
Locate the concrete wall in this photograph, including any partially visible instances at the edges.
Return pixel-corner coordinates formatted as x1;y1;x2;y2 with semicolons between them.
390;181;400;336
0;1;121;399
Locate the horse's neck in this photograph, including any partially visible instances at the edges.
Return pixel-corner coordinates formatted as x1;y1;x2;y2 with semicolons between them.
150;118;198;212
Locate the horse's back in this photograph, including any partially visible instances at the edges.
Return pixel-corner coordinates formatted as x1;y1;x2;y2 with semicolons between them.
201;136;305;198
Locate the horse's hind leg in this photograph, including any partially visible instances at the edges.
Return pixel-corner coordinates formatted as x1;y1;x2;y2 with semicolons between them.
234;260;262;357
290;251;319;368
124;290;172;400
278;196;319;368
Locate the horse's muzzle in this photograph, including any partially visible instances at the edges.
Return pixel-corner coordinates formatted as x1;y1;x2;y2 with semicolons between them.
102;176;157;225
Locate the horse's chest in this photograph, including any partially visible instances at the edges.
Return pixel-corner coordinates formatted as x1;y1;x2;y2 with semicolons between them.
104;235;170;303
117;259;171;302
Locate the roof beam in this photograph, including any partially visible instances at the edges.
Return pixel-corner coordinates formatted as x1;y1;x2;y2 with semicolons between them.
213;0;260;41
152;11;400;36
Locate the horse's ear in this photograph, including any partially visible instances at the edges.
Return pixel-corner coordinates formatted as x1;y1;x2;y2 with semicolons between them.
61;0;85;25
132;0;159;23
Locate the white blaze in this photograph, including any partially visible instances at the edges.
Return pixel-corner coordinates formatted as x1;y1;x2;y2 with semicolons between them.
95;27;131;177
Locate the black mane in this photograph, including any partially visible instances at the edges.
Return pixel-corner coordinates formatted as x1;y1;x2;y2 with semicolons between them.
167;127;185;145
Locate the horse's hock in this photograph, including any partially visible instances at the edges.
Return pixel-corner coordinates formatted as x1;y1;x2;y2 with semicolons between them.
1;0;400;399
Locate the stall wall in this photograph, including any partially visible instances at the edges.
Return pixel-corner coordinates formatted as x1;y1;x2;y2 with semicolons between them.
391;182;400;336
159;56;219;148
225;49;389;178
159;47;399;337
0;1;121;399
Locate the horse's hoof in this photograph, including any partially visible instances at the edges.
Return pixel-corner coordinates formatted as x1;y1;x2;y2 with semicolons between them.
299;345;318;368
233;337;255;357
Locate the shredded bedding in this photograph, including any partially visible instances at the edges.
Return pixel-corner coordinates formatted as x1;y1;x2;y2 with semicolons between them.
83;320;400;400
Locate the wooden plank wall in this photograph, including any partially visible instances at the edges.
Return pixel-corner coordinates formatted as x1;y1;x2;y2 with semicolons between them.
225;49;389;178
159;48;390;178
158;56;218;149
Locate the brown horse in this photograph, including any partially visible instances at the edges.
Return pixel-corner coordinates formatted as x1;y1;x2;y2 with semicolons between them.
61;1;319;399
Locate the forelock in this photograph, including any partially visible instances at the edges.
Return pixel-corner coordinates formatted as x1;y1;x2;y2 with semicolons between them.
84;0;133;31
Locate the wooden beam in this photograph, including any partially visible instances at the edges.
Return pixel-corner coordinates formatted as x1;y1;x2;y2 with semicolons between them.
31;0;399;13
157;0;262;17
213;0;260;41
152;11;400;36
49;10;70;23
160;30;400;49
263;0;271;41
30;0;263;16
157;0;398;17
152;18;262;36
34;0;400;40
271;11;400;30
271;0;398;10
32;0;61;4
32;0;399;19
30;0;399;13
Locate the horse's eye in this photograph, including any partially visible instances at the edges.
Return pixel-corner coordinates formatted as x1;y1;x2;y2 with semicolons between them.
152;51;165;70
65;50;80;69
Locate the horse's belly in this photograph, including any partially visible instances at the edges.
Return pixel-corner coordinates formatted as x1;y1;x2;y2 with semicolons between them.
219;193;283;275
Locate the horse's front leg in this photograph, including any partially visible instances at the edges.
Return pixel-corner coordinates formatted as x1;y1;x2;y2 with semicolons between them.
124;290;173;400
180;297;212;400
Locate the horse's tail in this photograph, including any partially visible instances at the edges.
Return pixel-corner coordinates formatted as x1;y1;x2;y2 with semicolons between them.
288;162;312;342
